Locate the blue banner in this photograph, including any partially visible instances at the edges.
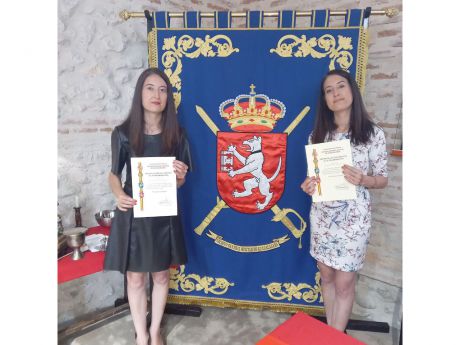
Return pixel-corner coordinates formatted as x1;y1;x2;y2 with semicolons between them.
147;10;368;313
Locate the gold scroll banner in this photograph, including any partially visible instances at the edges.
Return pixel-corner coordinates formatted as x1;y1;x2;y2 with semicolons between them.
207;231;290;253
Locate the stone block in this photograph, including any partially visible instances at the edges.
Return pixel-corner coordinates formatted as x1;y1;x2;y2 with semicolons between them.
58;270;124;328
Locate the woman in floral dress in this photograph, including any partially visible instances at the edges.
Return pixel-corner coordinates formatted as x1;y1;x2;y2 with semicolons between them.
301;69;388;332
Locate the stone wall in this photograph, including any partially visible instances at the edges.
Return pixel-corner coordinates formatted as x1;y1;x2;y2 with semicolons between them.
58;271;124;329
58;0;402;330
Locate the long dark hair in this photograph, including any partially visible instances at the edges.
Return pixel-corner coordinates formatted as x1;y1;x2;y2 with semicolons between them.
119;67;182;156
311;69;375;145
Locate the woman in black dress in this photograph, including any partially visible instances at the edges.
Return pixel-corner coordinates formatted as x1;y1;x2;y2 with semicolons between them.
104;68;192;345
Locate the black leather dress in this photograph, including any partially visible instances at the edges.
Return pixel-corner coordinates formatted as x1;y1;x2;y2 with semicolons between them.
103;126;192;273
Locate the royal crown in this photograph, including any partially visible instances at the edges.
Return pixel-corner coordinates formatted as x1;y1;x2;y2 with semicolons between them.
219;84;286;132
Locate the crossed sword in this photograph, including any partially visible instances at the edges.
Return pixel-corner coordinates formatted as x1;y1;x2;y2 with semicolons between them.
193;105;310;249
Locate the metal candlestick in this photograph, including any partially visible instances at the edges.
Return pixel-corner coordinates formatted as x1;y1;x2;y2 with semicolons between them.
74;207;82;227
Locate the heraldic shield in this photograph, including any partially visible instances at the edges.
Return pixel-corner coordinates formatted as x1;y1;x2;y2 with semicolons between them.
216;84;287;214
217;132;287;214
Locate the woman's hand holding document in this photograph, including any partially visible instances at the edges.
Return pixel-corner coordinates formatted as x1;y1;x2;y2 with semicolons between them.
131;157;177;217
305;139;357;202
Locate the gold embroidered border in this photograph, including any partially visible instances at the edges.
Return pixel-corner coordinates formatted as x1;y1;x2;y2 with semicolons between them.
167;294;325;315
267;28;368;89
148;27;368;95
169;265;235;295
148;27;368;107
262;271;323;304
149;33;239;109
269;33;354;71
207;230;290;253
168;266;323;311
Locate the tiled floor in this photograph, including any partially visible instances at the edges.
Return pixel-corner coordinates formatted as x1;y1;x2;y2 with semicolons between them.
67;306;399;345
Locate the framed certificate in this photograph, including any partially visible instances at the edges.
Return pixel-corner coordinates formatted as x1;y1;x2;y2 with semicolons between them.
131;157;177;217
305;140;357;202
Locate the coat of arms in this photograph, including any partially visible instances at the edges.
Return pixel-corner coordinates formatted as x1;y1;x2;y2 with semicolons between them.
217;84;287;214
194;84;309;249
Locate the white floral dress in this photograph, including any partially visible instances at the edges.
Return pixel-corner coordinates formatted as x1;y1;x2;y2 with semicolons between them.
309;126;388;272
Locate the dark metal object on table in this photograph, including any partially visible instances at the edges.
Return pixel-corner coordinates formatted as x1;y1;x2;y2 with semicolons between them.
74;206;82;227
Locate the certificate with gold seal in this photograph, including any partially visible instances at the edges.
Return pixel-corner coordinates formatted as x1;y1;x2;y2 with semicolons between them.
305;140;357;202
131;157;177;217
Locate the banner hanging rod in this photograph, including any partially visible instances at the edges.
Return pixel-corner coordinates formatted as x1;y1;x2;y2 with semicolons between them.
120;8;398;21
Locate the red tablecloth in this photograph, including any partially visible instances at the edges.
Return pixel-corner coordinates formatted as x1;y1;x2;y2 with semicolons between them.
58;226;110;284
256;312;365;345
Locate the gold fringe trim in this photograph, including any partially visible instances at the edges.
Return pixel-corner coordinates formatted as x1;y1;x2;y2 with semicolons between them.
356;27;369;93
167;294;325;315
148;30;158;68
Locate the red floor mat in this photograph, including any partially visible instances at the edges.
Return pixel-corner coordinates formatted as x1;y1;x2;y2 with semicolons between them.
257;312;366;345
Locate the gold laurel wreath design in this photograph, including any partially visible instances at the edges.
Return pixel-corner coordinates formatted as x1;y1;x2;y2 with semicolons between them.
261;271;323;303
270;34;353;71
169;265;235;295
160;34;239;108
